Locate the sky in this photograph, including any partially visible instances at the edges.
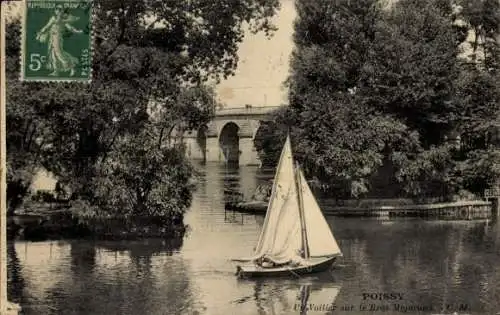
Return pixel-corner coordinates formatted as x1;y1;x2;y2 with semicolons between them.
215;0;296;108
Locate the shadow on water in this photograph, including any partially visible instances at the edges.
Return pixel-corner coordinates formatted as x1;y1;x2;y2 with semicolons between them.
7;241;25;307
94;237;184;257
15;238;194;315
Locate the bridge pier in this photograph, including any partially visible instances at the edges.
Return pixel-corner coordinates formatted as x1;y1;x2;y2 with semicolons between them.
205;136;221;163
184;137;206;161
202;135;261;166
238;137;260;166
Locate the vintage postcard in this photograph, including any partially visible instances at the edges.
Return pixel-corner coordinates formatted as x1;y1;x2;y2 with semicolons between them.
1;0;500;314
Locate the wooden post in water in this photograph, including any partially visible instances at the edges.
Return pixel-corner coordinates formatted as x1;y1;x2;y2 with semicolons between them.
484;188;500;222
491;198;500;220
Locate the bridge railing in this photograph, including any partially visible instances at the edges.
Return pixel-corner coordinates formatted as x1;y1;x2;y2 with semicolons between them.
215;106;283;116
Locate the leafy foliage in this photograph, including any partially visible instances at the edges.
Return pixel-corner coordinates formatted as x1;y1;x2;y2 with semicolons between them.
458;0;500;70
83;125;195;221
6;22;44;215
269;0;421;198
6;0;280;219
362;0;461;146
254;107;288;167
256;0;500;200
256;97;419;198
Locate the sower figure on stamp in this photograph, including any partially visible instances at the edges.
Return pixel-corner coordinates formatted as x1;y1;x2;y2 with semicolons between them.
35;5;83;77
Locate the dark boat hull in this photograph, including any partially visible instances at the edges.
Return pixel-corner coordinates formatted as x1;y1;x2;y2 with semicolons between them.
236;256;339;278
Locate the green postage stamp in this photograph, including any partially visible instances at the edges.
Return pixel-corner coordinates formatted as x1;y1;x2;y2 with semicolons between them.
22;0;92;82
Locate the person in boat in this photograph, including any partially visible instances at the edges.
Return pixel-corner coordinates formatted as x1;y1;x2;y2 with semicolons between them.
255;256;275;268
255;249;306;268
256;256;288;268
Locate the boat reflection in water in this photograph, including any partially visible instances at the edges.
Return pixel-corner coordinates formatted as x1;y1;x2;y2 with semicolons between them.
235;278;341;315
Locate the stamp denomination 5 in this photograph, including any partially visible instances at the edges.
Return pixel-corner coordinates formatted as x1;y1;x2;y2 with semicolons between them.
21;0;92;82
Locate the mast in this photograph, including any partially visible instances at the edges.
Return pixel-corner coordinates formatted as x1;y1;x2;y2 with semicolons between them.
295;161;309;259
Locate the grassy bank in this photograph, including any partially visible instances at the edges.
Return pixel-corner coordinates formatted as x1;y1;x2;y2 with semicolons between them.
8;201;187;242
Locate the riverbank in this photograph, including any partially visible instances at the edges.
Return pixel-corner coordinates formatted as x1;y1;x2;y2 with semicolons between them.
322;200;493;219
226;198;494;220
7;203;187;241
10;197;495;242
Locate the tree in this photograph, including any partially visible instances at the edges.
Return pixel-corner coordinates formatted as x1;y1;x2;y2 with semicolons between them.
259;0;419;198
6;0;280;220
254;107;289;167
85;124;195;221
258;0;500;200
362;0;462;146
5;22;45;215
447;0;500;196
458;0;500;70
361;0;466;199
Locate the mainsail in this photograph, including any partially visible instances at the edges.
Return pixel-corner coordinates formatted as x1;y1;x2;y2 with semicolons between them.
245;135;303;263
233;135;341;264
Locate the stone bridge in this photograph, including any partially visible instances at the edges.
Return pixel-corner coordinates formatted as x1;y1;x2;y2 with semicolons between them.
183;106;281;166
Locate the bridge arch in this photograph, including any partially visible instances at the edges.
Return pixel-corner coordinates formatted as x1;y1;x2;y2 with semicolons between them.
219;122;240;164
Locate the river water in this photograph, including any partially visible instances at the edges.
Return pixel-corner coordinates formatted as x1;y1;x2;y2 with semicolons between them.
7;163;500;315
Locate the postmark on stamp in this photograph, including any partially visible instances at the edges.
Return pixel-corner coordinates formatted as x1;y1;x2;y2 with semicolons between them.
21;0;92;82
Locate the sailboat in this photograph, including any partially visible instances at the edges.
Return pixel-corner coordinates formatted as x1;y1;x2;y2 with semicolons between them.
233;135;342;278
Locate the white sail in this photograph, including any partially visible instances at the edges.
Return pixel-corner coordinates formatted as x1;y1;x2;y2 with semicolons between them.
252;136;304;263
299;169;342;257
258;185;303;264
233;136;303;263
